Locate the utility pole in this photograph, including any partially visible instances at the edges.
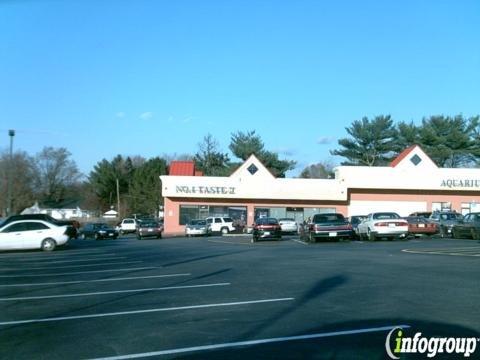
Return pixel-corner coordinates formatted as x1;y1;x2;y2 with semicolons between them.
6;130;15;217
116;178;121;219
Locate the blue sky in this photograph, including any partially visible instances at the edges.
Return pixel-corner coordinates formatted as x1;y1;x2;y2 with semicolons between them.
1;0;479;176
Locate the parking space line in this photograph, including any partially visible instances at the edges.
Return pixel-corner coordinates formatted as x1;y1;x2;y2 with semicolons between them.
0;267;158;278
207;239;252;245
402;249;480;257
0;297;295;326
89;324;410;360
0;273;191;287
2;256;126;265
293;239;308;246
0;283;231;301
0;261;144;271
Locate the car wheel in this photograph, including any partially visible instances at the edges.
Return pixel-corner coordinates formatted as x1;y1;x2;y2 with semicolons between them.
471;229;479;240
157;234;162;239
41;238;57;251
221;227;229;235
95;233;100;241
79;233;86;240
367;229;376;241
309;232;315;243
451;228;459;239
120;230;124;236
252;236;258;243
137;235;142;240
439;226;446;238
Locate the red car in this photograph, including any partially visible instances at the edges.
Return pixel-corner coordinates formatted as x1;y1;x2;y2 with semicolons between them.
252;217;282;242
404;216;438;237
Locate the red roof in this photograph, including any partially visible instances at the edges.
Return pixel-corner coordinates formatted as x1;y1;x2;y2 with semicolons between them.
169;161;195;176
390;145;417;167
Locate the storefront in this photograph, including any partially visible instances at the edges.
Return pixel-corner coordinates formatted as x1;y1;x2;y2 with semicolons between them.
160;145;480;235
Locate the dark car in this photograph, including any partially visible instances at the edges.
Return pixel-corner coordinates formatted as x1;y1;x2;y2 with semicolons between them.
2;214;78;239
404;216;438;237
349;215;367;239
252;217;282;242
451;212;480;239
429;211;464;237
302;213;353;242
80;222;118;240
136;220;163;239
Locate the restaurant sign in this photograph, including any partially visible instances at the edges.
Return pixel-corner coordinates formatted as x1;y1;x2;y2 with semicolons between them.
176;185;236;195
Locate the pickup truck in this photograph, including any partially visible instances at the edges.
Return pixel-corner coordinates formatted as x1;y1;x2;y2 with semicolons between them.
116;218;137;234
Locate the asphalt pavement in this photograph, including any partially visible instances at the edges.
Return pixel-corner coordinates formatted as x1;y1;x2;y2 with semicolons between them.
0;234;479;359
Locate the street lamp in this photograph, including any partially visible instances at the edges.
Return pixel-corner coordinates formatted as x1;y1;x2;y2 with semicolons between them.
6;129;15;217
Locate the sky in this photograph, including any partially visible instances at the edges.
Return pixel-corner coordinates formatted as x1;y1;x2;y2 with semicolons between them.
0;0;479;177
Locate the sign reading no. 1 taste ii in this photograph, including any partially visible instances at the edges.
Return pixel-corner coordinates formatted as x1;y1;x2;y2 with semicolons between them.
175;185;236;195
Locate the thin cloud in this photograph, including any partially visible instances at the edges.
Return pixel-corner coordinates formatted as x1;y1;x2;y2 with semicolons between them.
273;147;297;157
139;112;154;120
317;136;336;145
116;112;126;118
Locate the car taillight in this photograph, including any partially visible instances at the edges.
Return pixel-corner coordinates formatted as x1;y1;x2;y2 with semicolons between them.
374;222;389;227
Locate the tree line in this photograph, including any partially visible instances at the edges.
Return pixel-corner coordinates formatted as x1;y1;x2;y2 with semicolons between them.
2;115;479;217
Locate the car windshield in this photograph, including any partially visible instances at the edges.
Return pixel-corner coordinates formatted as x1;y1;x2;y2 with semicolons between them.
372;213;400;220
93;223;109;229
189;220;206;226
444;213;461;220
141;222;159;227
313;214;345;222
257;218;278;225
279;218;295;222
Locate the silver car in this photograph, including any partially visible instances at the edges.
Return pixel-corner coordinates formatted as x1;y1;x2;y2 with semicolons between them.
185;219;211;237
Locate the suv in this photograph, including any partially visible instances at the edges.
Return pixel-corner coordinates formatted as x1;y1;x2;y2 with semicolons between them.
205;217;235;234
302;213;353;242
116;218;137;234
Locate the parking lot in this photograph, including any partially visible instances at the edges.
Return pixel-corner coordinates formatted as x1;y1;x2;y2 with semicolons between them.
0;235;479;359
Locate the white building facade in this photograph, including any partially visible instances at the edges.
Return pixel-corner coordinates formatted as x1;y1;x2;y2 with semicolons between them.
160;146;480;235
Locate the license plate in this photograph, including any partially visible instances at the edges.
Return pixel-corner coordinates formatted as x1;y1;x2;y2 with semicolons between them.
329;232;337;237
388;223;395;227
264;231;270;236
418;224;425;228
109;233;114;236
148;229;153;232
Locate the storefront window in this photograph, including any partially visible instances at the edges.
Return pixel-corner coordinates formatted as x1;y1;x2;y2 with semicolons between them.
179;205;200;225
432;202;451;212
179;205;247;227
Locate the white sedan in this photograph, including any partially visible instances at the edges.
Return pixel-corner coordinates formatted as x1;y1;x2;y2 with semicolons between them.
0;220;70;251
278;218;298;233
357;212;408;241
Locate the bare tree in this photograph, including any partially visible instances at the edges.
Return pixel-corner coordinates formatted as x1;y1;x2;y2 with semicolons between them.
0;150;36;216
34;147;82;203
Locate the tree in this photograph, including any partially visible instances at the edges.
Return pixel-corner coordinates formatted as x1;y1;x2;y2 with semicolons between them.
128;157;168;216
88;155;134;211
229;130;296;177
419;115;480;167
331;115;398;166
0;150;36;216
396;121;420;151
194;134;230;176
299;161;336;179
33;147;82;203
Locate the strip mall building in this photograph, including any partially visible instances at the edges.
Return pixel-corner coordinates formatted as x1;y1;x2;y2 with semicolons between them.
160;145;480;235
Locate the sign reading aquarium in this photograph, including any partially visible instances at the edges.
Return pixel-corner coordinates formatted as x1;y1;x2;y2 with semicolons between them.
441;179;480;189
175;185;236;195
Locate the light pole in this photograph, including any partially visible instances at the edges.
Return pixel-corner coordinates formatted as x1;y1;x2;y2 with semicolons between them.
6;129;15;217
